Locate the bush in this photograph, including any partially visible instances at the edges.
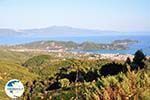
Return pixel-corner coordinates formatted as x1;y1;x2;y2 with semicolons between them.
100;62;127;76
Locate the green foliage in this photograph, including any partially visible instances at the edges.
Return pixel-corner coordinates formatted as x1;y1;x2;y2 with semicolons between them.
131;50;146;70
83;70;150;100
23;55;52;67
133;50;146;63
0;50;149;100
0;60;38;100
23;56;150;100
23;55;56;77
0;50;35;63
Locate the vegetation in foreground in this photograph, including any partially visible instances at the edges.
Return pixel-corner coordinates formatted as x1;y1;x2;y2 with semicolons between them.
22;50;150;100
0;50;149;100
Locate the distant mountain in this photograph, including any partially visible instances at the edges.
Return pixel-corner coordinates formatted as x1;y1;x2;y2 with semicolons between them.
0;29;21;37
20;26;118;37
0;26;150;38
0;26;149;44
0;26;118;38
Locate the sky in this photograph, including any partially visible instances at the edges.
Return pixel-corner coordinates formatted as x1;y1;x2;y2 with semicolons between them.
0;0;150;32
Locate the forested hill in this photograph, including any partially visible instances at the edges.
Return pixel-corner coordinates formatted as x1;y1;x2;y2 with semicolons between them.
5;39;138;51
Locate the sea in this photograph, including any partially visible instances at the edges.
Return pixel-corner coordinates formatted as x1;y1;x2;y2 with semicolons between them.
0;35;150;55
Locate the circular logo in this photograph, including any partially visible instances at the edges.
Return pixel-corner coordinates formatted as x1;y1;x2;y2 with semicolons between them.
5;79;24;98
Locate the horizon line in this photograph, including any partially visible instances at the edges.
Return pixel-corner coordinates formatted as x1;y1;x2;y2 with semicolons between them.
0;25;150;33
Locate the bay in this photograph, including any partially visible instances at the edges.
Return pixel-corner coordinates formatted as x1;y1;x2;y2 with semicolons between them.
0;35;150;55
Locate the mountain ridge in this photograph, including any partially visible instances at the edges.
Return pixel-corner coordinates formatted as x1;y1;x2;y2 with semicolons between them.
5;39;138;51
1;26;149;37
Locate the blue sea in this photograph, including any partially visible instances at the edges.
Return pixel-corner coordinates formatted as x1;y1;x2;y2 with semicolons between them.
0;35;150;55
63;35;150;56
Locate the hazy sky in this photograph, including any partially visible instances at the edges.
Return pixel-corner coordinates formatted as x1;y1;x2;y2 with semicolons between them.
0;0;150;31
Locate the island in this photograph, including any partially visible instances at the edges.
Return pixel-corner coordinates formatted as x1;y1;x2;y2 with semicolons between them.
0;39;138;52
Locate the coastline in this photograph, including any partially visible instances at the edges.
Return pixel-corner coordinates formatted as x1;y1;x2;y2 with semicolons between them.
1;48;148;62
8;48;147;61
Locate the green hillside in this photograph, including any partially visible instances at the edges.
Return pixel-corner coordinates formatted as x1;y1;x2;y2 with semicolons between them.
0;49;149;100
22;50;150;100
0;57;38;99
0;49;36;64
7;39;138;50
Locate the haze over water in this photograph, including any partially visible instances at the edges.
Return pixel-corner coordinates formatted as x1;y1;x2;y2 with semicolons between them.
0;0;149;55
0;34;150;55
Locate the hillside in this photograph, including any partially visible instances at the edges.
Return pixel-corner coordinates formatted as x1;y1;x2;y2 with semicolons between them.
0;60;38;100
0;49;37;63
0;50;39;99
0;49;149;99
22;50;150;100
6;39;138;52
